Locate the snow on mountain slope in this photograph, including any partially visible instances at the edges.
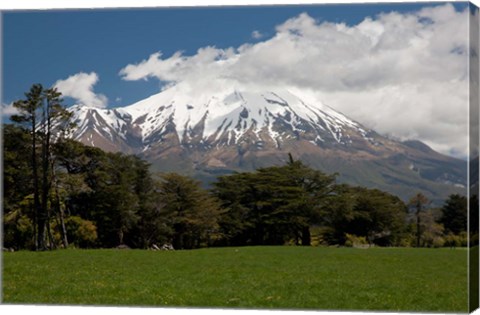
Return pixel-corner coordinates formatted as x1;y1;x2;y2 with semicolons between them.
70;105;127;139
69;82;371;151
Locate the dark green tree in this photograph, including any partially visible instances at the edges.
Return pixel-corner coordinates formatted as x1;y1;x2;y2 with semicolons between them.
319;185;407;246
39;87;75;249
211;172;257;246
73;150;142;247
470;194;479;246
283;155;337;245
349;187;407;246
11;84;45;250
9;85;74;250
317;186;356;245
439;194;467;235
3;124;35;249
212;157;337;246
128;159;168;249
3;125;32;212
158;173;222;249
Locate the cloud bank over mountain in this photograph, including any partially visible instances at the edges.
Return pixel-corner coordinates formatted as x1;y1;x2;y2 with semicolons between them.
118;4;469;158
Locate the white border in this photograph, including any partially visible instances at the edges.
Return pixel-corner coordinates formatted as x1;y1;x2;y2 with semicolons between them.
1;1;479;315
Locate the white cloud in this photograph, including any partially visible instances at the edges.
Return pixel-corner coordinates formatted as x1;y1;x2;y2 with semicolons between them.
119;47;236;84
251;30;264;39
1;103;20;117
55;72;108;109
119;4;470;158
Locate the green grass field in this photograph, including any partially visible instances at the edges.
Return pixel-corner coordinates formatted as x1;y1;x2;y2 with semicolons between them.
2;246;469;312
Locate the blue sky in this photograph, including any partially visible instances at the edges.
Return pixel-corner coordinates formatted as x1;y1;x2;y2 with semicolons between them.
1;2;472;158
2;2;467;107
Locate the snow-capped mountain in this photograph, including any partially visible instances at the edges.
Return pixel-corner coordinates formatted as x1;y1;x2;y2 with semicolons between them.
71;85;371;150
68;83;467;203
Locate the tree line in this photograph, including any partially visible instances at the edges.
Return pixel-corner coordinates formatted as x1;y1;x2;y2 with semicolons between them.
2;85;475;250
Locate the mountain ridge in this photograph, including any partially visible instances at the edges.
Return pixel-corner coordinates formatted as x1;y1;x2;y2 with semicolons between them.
67;84;467;203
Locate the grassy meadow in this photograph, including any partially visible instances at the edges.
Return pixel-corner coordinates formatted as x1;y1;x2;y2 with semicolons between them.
2;246;469;312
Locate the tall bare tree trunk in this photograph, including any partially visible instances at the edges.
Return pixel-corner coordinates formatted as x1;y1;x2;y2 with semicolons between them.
409;193;429;248
32;110;45;251
53;169;69;248
40;97;52;249
416;211;421;247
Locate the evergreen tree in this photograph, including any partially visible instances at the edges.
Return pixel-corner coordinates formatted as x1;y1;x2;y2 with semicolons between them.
439;194;467;235
319;185;407;246
11;84;45;250
127;158;160;248
212;157;337;246
211;172;257;246
158;173;222;249
3;124;35;249
9;85;74;250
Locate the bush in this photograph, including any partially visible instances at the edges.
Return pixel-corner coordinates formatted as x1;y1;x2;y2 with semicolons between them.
432;236;445;248
3;212;35;250
397;235;415;248
345;234;368;247
64;216;98;248
444;233;461;248
318;226;344;245
458;231;468;247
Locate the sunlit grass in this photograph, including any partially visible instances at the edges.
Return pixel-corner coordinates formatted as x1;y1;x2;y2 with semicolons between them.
2;246;468;312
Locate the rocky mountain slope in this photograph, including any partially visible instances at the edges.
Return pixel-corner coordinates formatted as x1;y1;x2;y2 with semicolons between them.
68;83;467;203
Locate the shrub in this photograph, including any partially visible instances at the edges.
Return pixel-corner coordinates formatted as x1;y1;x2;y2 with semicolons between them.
432;236;445;248
3;212;35;250
345;234;368;247
64;216;98;248
444;233;461;248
